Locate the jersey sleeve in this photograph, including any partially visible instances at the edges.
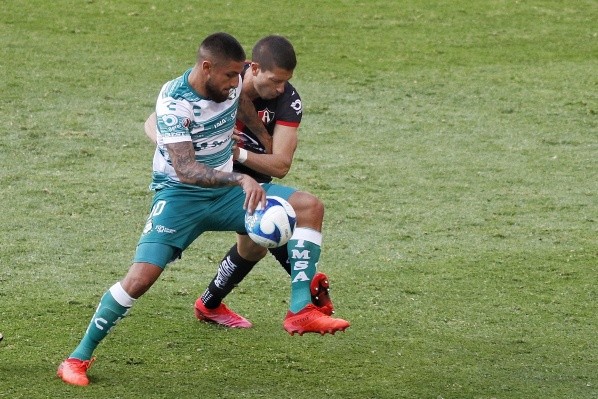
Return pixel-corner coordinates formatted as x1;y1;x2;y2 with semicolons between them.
275;85;303;127
155;96;193;144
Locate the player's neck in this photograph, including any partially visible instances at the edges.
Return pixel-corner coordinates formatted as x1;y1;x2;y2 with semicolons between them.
242;68;259;101
188;67;209;99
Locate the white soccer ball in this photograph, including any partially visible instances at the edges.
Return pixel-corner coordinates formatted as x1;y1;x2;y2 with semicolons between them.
245;196;297;248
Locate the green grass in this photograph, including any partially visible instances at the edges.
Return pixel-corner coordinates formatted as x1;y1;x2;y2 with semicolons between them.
1;1;596;398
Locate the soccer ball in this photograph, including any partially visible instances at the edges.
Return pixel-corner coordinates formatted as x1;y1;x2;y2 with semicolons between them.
245;196;297;248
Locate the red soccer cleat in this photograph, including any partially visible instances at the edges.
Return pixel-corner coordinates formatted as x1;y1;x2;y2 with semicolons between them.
310;272;335;316
194;299;253;328
57;357;95;386
283;304;350;336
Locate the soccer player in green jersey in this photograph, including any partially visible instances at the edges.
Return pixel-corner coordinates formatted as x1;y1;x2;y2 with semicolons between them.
57;32;349;387
145;35;336;328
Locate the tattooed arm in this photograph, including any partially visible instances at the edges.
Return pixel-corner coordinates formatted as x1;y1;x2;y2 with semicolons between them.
167;141;243;187
166;141;265;213
236;91;273;153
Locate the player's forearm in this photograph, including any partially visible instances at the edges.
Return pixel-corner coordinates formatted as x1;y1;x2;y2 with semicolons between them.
237;94;272;152
184;165;244;188
167;142;243;188
239;152;292;179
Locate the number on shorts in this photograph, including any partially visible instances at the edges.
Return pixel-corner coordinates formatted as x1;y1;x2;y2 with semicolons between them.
150;200;166;217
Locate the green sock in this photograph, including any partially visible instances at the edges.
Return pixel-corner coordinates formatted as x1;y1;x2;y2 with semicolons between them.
70;282;134;360
287;228;322;313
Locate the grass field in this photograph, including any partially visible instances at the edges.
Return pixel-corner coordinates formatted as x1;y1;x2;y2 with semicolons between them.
1;1;596;398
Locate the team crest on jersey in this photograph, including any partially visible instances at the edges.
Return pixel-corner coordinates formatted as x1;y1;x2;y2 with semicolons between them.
228;87;238;100
258;108;275;124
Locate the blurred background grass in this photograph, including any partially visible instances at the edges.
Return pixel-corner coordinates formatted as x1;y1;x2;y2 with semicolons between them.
0;1;596;398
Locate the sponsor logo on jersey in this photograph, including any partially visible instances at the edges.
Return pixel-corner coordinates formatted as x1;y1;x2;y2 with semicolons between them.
214;118;227;129
193;137;231;151
290;99;302;115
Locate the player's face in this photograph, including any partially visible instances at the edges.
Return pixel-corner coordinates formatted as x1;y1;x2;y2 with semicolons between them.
252;65;293;100
205;60;244;103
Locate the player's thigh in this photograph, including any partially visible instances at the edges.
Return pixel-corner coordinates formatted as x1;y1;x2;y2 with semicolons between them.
205;186;250;231
205;183;297;232
137;187;213;253
264;183;296;201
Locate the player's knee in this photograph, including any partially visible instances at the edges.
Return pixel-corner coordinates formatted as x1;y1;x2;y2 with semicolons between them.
242;244;268;261
290;191;324;218
311;195;325;217
238;236;268;261
121;262;164;298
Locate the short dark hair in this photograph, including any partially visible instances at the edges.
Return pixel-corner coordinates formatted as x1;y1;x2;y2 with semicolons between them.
252;35;297;72
197;32;246;64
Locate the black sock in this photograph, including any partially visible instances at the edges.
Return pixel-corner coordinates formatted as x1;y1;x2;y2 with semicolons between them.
268;243;291;275
201;244;258;309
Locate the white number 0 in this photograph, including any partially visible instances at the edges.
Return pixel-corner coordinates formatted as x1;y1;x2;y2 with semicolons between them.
150;200;166;217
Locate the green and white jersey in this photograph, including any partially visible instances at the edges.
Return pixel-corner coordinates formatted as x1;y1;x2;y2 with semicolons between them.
150;68;241;191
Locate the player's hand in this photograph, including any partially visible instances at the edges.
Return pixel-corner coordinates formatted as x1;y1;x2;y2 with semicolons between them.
238;175;266;214
232;128;243;145
232;130;241;160
232;128;248;161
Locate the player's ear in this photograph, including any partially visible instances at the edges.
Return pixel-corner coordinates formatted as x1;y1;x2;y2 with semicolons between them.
251;62;260;75
201;60;212;73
